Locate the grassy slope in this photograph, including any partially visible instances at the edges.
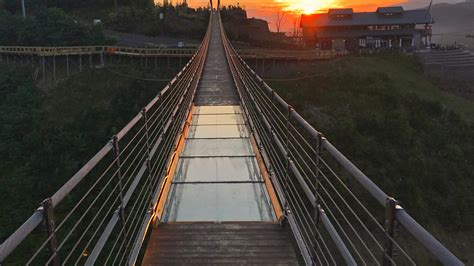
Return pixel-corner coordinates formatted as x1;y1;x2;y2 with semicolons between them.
264;54;473;263
0;63;175;243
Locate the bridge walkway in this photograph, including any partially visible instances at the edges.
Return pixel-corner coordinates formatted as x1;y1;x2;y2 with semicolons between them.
142;12;299;265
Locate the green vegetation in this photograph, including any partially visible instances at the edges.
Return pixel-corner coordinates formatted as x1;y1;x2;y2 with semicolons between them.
106;4;209;38
0;8;112;46
266;54;473;231
0;62;175;241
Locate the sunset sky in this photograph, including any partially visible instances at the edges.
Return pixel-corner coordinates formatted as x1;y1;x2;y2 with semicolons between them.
179;0;463;31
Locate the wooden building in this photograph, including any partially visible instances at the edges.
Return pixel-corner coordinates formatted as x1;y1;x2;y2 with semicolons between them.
300;7;434;51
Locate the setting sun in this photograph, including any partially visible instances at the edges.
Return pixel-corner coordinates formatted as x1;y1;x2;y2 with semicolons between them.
280;0;340;14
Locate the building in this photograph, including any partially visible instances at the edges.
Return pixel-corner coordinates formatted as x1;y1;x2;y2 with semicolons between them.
300;7;434;51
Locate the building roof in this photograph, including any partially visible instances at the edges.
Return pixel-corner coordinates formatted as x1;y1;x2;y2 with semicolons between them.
376;6;404;14
301;8;434;27
328;8;354;15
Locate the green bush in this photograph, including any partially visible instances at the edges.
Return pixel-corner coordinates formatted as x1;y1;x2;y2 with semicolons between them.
0;8;113;46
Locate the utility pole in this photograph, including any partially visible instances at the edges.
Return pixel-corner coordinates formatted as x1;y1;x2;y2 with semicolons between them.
21;0;26;18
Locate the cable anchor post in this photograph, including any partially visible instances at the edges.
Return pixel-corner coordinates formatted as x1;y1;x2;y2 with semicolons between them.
313;132;323;226
383;197;398;265
112;135;126;224
42;198;60;266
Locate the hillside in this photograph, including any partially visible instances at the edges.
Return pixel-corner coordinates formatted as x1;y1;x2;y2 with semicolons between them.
262;54;474;263
431;1;474;47
0;63;176;248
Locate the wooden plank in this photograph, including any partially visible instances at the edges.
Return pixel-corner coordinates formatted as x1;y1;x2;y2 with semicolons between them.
142;222;300;265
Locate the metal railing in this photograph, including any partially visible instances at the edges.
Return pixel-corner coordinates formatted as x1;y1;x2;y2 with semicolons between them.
0;13;211;266
0;46;196;57
219;11;463;266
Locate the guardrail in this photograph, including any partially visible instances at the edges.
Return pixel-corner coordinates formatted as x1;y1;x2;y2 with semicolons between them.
0;46;196;57
238;49;347;60
0;13;211;266
220;10;463;266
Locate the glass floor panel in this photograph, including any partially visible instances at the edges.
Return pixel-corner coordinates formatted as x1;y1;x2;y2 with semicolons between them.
163;183;275;222
162;105;275;222
191;114;245;125
181;138;254;157
187;124;249;139
173;157;262;182
193;105;241;115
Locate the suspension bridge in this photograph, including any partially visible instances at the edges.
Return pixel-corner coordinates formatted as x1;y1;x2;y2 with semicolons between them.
0;9;463;265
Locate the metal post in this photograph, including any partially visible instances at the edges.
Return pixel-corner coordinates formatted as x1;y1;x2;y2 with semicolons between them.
53;55;56;82
100;52;104;67
155;56;158;68
42;198;60;266
383;197;398;265
66;55;69;77
21;0;26;18
141;108;154;206
112;136;126;223
284;105;292;211
145;56;148;68
78;54;82;72
89;53;92;68
314;132;322;225
42;56;46;80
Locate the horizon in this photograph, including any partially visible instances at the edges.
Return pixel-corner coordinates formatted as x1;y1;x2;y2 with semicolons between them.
176;0;465;31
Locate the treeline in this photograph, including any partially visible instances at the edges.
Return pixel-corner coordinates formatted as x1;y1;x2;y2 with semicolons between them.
0;0;153;13
107;4;209;38
0;8;113;46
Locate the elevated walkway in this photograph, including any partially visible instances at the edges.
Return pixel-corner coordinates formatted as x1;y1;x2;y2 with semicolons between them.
142;222;298;265
142;12;297;264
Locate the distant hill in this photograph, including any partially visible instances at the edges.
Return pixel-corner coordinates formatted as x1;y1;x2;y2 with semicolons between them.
430;1;474;48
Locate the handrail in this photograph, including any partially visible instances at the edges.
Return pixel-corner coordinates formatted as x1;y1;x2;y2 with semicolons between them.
0;11;212;265
0;45;196;56
218;9;463;266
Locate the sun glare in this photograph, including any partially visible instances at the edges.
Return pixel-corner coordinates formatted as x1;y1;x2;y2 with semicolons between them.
280;0;339;14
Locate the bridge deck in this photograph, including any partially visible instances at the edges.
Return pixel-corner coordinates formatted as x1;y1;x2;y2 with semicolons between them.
142;13;299;264
194;12;239;106
142;222;299;265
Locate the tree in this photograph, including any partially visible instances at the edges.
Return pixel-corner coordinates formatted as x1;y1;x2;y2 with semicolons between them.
275;9;285;33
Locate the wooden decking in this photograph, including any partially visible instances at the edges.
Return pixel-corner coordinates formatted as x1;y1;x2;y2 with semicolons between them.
142;222;300;265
